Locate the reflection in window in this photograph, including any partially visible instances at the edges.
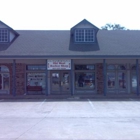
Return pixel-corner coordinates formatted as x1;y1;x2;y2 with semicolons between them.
107;65;115;70
131;65;140;70
26;73;46;94
131;73;137;89
3;74;9;90
118;65;126;70
118;72;126;89
75;65;95;70
107;72;115;89
62;73;69;85
75;72;95;89
0;65;9;72
132;66;136;70
52;73;59;85
26;65;46;70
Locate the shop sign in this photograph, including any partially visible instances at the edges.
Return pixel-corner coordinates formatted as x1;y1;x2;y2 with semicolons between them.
47;59;71;70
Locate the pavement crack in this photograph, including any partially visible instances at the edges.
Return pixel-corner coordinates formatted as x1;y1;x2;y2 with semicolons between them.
15;116;46;140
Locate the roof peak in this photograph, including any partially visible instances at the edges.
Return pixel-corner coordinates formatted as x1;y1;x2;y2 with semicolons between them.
71;19;99;30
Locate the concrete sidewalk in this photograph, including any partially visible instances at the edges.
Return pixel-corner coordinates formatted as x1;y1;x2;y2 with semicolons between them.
0;99;140;139
0;93;140;100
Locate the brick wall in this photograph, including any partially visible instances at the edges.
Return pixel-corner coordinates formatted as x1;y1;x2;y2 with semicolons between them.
96;63;104;94
16;63;26;95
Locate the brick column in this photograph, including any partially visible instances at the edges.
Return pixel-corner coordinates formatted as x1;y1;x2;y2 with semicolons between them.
16;63;26;95
96;63;104;94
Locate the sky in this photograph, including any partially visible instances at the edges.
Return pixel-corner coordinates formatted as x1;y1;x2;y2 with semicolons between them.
0;0;140;30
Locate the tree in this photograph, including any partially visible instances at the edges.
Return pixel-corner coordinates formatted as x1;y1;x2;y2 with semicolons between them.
101;23;127;30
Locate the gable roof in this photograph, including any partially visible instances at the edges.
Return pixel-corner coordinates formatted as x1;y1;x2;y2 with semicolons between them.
0;20;19;36
71;19;99;31
0;29;140;58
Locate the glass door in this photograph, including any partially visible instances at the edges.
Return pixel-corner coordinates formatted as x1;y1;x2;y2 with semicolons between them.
131;71;140;93
117;71;127;92
107;71;127;93
131;73;137;91
51;72;60;92
107;72;116;93
107;72;116;89
107;65;127;94
61;72;70;92
0;73;10;94
51;71;70;94
131;65;140;94
118;72;127;91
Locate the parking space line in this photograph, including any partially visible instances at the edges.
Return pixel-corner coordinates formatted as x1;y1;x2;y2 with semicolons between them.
87;99;95;110
38;99;46;108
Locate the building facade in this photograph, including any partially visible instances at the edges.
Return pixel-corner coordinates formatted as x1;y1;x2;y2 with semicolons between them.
0;19;140;97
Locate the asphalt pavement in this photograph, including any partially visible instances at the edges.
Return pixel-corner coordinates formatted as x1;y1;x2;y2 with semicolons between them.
0;98;140;140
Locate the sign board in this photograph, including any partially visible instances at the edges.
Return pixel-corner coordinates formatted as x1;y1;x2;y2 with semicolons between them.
47;59;71;70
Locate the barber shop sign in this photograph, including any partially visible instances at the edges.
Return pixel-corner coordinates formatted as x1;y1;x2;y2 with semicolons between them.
47;59;71;70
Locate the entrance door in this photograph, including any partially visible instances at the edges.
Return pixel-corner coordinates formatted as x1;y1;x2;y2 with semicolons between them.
131;65;140;94
51;71;70;94
0;73;10;94
107;71;127;93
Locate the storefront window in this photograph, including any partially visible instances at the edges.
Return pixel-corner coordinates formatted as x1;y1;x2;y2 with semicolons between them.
75;65;95;70
75;72;95;89
107;64;127;93
131;65;140;70
118;65;126;70
107;65;115;70
26;73;46;94
118;72;126;89
107;72;115;89
26;65;46;70
0;65;9;72
0;66;10;94
131;65;140;93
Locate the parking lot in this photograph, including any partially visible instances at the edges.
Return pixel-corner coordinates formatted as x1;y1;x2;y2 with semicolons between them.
0;98;140;140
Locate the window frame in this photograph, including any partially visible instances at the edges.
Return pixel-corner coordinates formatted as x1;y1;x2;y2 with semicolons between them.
26;65;46;94
26;65;46;71
74;64;96;90
75;29;95;43
0;28;9;43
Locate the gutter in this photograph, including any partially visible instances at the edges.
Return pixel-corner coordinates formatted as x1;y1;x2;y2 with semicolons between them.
0;55;140;59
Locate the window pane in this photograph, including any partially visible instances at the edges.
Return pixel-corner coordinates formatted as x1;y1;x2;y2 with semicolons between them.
26;65;46;70
132;66;136;70
0;66;9;72
26;73;46;94
107;72;115;89
75;29;84;42
118;72;126;89
75;65;95;70
107;65;115;70
0;29;8;42
75;72;95;89
131;73;137;90
85;29;95;42
3;74;10;90
118;65;126;70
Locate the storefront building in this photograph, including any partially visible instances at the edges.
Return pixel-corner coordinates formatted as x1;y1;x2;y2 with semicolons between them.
0;19;140;97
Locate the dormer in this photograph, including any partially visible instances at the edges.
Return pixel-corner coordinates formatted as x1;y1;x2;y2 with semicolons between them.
0;21;19;44
69;19;99;51
71;19;99;44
